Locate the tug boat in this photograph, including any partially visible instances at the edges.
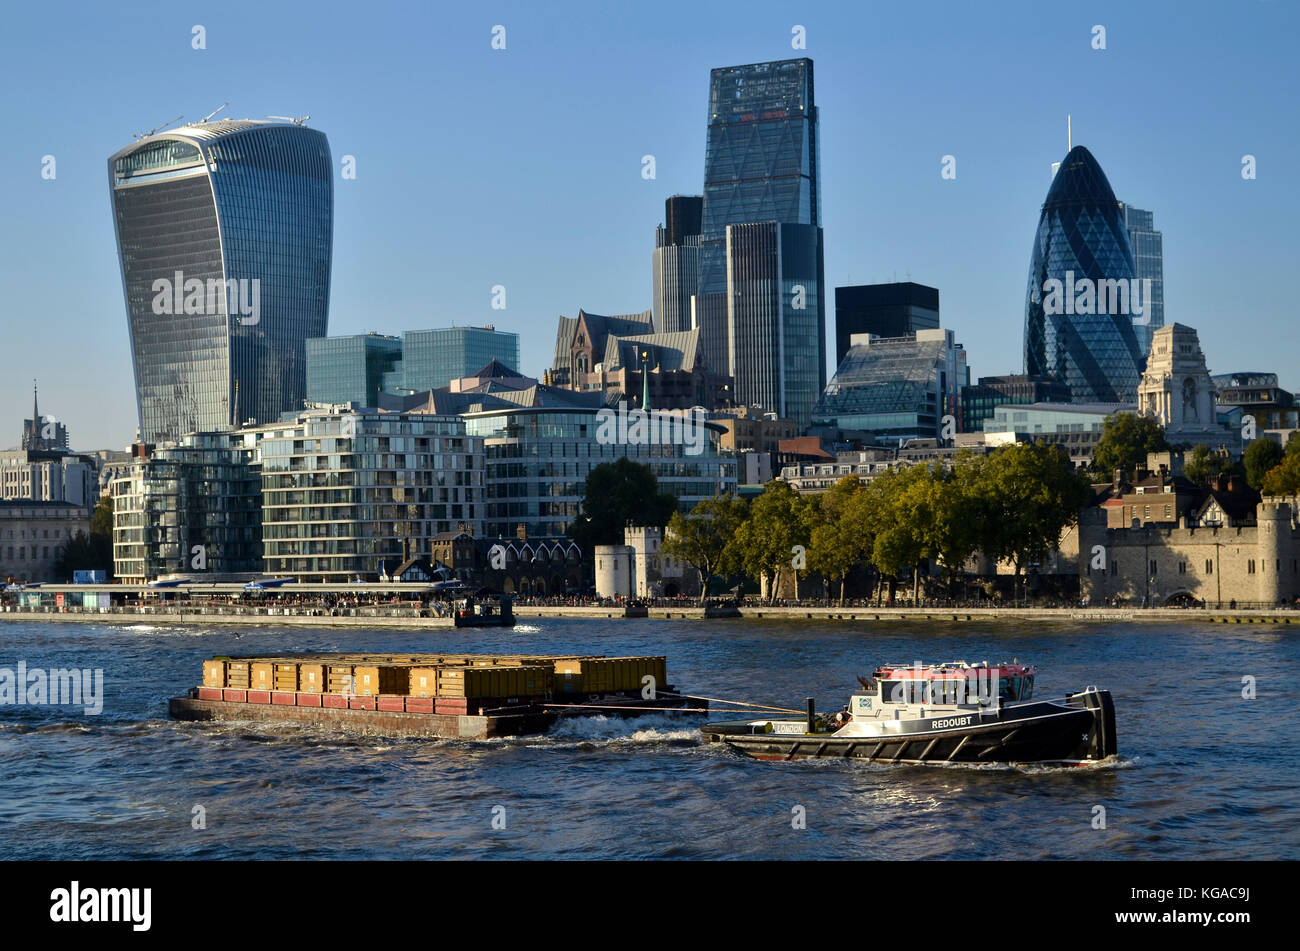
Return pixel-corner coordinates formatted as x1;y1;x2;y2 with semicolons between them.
701;661;1116;765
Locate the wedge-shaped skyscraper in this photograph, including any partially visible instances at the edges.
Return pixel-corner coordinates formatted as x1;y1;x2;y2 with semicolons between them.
1024;146;1142;403
109;119;333;444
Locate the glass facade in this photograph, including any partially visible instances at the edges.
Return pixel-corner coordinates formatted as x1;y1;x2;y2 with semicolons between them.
109;120;333;443
812;329;966;443
697;59;825;421
834;283;940;367
1024;146;1142;404
306;333;402;405
400;327;520;392
464;407;738;539
1120;203;1165;365
110;432;263;582
258;412;482;580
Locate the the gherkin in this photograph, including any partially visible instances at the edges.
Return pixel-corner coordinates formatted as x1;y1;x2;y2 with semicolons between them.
1024;146;1142;403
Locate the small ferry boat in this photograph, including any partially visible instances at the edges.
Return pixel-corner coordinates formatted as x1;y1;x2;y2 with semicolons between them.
452;594;515;628
701;661;1116;765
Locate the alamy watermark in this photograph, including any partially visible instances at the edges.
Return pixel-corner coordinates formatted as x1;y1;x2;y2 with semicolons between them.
151;270;260;325
0;662;104;715
595;403;707;456
1042;270;1153;325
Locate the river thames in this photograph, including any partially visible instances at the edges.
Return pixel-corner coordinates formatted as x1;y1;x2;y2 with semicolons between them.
0;617;1294;860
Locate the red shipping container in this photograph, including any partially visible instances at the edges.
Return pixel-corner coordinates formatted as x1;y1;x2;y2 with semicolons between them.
271;692;296;706
246;690;272;704
320;694;347;709
297;693;322;707
405;697;434;714
377;696;405;713
198;687;223;701
223;689;247;703
435;698;473;715
348;696;376;711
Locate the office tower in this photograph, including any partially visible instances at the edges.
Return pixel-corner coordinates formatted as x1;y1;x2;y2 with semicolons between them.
959;374;1072;433
1024;145;1143;403
652;196;702;334
1120;203;1165;364
108;118;333;444
834;283;940;366
663;194;703;247
306;333;402;405
697;58;826;428
399;326;520;393
305;326;520;403
812;328;967;444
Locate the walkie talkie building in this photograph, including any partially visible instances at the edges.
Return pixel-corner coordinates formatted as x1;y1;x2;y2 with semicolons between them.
109;119;333;445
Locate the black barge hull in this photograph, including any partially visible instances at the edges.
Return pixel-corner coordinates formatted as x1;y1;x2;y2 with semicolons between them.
702;689;1117;765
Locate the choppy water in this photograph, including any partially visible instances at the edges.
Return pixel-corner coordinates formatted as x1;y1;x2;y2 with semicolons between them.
0;617;1294;859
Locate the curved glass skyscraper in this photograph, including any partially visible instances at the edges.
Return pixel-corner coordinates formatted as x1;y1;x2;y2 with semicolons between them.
109;119;332;444
1024;146;1142;403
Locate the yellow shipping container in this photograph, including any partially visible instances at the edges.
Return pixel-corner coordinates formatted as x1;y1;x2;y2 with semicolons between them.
202;660;225;688
251;662;274;691
352;666;380;696
408;667;438;698
274;662;298;691
299;664;324;693
326;664;355;695
225;661;251;689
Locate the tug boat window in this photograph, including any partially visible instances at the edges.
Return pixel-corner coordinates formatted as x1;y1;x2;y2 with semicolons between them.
926;680;964;704
880;680;923;703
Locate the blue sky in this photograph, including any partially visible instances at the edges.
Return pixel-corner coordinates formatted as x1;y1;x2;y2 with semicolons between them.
1;0;1296;450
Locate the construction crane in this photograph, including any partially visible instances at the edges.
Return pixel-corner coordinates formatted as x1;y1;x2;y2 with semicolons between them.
132;115;183;140
267;115;310;126
200;101;229;123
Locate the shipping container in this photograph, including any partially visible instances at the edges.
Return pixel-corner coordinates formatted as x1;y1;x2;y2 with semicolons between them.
352;666;380;696
251;662;274;691
225;661;251;689
298;664;324;693
202;660;226;689
274;662;298;692
408;668;438;698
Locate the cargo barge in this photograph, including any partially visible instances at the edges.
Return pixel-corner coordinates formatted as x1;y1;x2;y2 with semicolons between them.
169;653;700;739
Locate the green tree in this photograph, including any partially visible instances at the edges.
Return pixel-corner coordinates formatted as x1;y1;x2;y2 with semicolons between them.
805;476;875;604
661;495;748;604
568;458;677;550
1091;412;1170;478
90;494;113;538
979;442;1092;603
732;480;808;603
1244;438;1285;489
53;530;113;581
1184;444;1233;485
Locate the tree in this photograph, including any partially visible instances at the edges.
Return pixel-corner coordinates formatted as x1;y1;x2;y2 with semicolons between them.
979;442;1092;603
661;495;748;604
568;458;677;550
1244;438;1285;490
1262;451;1300;496
1091;412;1170;478
805;476;875;604
1184;444;1233;485
731;480;808;603
53;530;113;581
90;494;113;538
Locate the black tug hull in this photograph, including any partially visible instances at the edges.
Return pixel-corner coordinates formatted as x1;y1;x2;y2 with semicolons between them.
702;689;1117;765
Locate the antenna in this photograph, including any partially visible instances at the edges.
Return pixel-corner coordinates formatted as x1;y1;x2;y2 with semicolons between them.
201;101;229;123
1067;114;1072;151
267;115;311;126
132;115;184;140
